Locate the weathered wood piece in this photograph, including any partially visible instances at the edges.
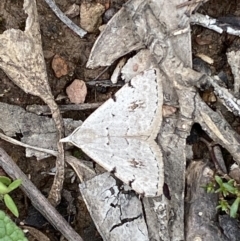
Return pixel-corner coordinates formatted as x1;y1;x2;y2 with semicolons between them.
190;13;240;37
185;161;229;241
87;0;191;68
143;196;171;241
194;94;240;165
227;50;240;95
219;215;240;241
176;0;209;16
0;102;82;160
62;69;164;197
0;0;64;206
79;172;149;241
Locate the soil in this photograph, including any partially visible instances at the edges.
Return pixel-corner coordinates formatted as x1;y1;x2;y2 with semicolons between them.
0;0;239;240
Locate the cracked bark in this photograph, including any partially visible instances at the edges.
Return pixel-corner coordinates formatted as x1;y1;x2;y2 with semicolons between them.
79;173;149;241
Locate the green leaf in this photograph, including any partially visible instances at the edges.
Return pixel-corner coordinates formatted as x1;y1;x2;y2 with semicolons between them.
215;187;222;194
215;176;223;186
230;197;240;218
223;182;237;194
222;183;237;194
217;199;230;212
202;182;215;193
228;179;235;185
3;194;19;218
0;182;10;195
0;177;11;186
7;179;22;192
0;210;28;240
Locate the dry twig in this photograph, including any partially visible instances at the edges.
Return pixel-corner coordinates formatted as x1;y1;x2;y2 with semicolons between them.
44;0;87;38
26;102;103;115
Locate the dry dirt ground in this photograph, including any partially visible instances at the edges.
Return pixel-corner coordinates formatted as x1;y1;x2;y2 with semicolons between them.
0;0;239;240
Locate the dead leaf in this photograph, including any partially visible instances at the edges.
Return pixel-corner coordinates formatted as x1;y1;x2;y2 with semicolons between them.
0;0;64;206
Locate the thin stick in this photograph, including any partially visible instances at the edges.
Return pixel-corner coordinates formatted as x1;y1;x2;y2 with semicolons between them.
26;102;103;115
199;137;228;175
92;67;109;81
0;133;95;182
176;0;206;8
87;79;124;87
44;0;87;38
0;147;84;241
190;13;240;37
0;133;58;156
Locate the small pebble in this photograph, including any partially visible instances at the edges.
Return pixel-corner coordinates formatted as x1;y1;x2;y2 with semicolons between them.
65;3;80;18
66;79;87;104
103;8;116;23
80;2;105;33
162;105;177;117
51;54;68;78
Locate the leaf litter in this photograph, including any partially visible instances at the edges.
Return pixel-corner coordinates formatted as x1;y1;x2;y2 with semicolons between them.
0;0;239;241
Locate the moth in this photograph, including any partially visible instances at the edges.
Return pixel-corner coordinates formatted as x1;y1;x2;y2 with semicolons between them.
61;69;164;197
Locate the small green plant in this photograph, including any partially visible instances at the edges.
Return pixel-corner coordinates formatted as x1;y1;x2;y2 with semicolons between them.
0;210;28;241
0;176;22;218
205;175;240;218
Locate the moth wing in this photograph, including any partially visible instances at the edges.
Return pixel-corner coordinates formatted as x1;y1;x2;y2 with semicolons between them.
61;69;164;196
80;137;163;197
69;68;163;141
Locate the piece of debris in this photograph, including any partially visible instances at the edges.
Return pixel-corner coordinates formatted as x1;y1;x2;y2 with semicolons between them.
0;102;82;160
162;105;177;117
202;91;217;104
65;3;80;18
227;50;240;95
51;54;68;78
229;163;240;184
103;7;117;23
185;161;227;241
195;53;214;64
190;13;240;37
99;24;106;32
66;79;87;104
121;50;157;82
80;2;105;33
111;57;126;84
43;50;55;59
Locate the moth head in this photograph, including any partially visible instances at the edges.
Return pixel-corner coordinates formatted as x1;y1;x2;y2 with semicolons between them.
60;127;98;147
